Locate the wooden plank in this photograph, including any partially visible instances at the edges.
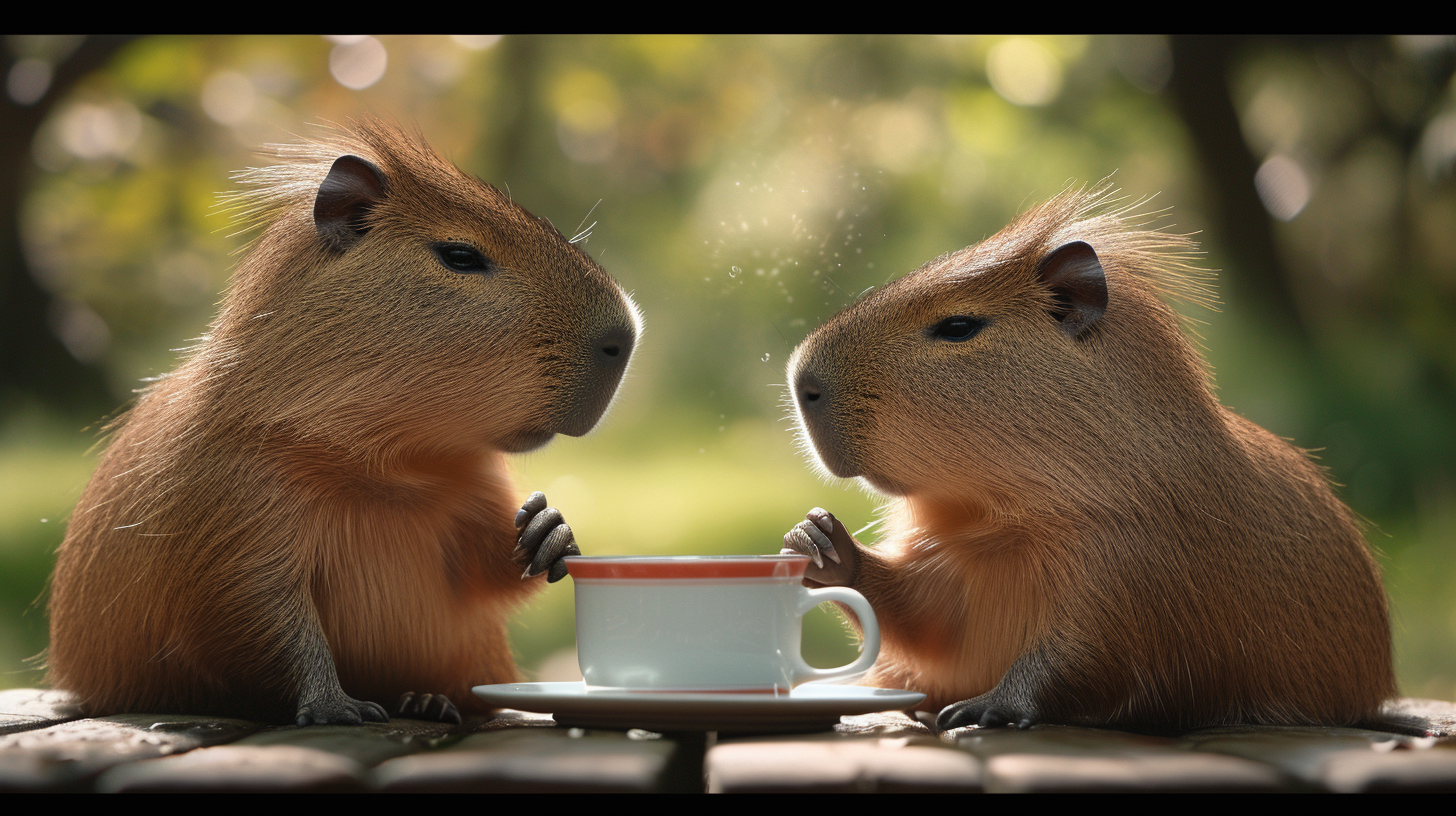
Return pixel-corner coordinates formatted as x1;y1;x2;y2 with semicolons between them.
92;716;462;792
1374;698;1456;738
834;710;936;736
709;710;980;793
372;724;700;792
0;714;262;791
709;735;980;792
0;689;83;736
95;745;367;793
232;717;457;766
91;710;561;792
1321;744;1456;793
948;725;1287;792
1179;725;1456;792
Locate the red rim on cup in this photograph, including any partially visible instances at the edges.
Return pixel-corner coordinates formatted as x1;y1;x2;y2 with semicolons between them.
563;554;810;581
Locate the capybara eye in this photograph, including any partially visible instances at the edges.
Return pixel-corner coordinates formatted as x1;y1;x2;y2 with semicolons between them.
432;242;495;275
929;316;985;342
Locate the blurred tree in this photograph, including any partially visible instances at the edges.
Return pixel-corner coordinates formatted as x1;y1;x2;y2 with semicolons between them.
1170;35;1304;335
1;36;135;415
1171;35;1456;520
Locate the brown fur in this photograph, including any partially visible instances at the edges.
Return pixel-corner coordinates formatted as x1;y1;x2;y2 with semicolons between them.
788;186;1393;730
47;120;640;722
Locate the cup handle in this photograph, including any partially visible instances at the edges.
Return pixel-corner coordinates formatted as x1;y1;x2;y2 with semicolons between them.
792;585;880;685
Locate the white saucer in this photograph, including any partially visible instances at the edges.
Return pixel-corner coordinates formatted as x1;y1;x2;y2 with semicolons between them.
471;681;925;732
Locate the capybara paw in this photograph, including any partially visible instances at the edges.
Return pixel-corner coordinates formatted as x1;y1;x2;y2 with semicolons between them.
936;694;1039;732
396;692;463;724
781;507;855;587
295;692;389;726
515;491;579;583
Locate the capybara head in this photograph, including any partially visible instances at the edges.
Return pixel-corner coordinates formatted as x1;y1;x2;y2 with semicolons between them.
787;187;1209;506
217;119;641;457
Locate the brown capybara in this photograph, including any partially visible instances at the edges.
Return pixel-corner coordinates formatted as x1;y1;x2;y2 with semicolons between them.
48;119;639;725
782;186;1392;733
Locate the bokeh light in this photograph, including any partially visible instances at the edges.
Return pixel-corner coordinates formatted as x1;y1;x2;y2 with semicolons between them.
328;36;387;90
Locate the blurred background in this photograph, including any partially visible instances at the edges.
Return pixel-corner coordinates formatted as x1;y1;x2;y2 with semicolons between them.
2;35;1452;699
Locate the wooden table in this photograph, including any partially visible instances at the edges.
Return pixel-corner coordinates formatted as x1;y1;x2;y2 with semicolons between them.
2;690;1453;792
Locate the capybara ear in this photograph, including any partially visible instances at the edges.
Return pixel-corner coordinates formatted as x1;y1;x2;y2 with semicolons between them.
314;154;387;251
1036;240;1107;339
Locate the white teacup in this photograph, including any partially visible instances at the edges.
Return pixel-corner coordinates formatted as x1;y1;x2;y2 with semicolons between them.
564;554;880;693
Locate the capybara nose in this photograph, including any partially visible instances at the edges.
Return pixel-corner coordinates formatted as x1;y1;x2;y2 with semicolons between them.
796;370;825;413
596;322;634;369
559;319;636;437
